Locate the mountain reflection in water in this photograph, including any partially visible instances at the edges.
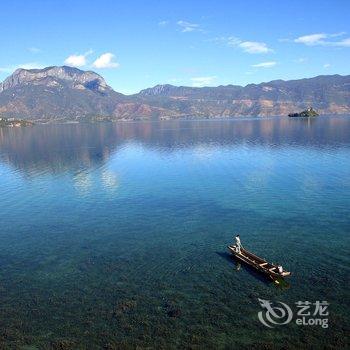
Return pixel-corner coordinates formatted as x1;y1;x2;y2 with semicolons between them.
0;116;348;176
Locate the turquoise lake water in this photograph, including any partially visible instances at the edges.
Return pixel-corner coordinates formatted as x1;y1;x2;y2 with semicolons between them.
0;116;349;349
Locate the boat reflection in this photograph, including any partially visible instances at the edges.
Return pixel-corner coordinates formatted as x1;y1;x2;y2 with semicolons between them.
216;251;291;289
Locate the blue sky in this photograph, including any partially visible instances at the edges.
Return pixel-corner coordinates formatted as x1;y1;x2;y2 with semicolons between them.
0;0;349;94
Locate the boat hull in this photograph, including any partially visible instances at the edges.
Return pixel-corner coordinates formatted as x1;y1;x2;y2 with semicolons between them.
228;245;291;279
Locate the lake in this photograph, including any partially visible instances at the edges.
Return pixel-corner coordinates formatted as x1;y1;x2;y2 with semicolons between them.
0;116;349;349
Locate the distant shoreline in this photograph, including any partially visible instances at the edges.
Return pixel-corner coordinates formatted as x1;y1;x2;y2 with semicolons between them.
0;117;34;128
15;113;348;126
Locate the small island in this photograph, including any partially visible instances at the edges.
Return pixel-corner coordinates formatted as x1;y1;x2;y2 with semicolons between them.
0;117;34;128
288;107;319;118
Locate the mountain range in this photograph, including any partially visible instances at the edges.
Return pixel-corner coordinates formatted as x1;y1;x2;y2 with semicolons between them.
0;66;349;121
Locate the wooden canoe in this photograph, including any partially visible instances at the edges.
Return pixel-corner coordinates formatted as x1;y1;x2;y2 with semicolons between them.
228;245;291;279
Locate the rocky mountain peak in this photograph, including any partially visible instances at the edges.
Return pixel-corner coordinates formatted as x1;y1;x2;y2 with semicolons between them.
0;65;110;93
138;84;178;96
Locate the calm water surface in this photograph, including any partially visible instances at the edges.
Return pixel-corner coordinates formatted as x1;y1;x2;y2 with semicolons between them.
0;116;349;349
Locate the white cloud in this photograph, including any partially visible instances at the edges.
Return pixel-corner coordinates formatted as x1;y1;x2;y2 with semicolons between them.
323;63;331;68
294;32;350;47
0;62;44;73
334;38;350;47
226;36;242;47
294;33;328;45
63;50;120;69
239;41;272;54
212;36;273;54
64;54;86;67
93;53;119;69
252;61;277;68
177;20;201;33
190;76;216;87
64;49;93;67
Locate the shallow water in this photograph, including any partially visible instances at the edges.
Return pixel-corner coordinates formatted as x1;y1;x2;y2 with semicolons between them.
0;116;349;349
